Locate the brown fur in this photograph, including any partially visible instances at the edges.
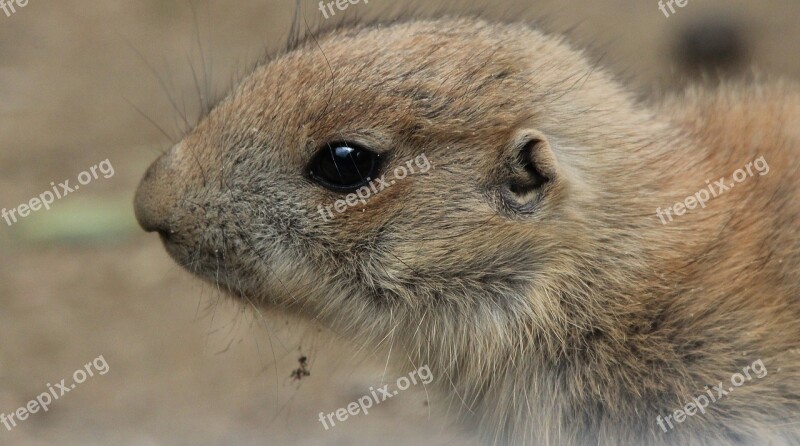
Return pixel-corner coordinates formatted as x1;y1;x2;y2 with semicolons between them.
134;17;800;445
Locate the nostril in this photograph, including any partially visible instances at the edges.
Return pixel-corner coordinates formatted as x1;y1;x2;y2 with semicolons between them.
135;208;178;240
134;155;178;236
134;187;166;234
156;228;174;242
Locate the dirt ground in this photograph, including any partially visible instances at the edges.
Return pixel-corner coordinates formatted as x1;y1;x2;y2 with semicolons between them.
0;1;798;445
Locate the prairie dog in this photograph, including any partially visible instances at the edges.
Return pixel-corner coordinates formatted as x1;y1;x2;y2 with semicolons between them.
133;17;800;445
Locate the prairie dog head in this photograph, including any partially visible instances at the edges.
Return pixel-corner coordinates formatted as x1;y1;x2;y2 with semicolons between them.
134;17;659;372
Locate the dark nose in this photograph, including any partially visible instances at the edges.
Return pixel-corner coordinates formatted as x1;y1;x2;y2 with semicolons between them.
134;152;179;235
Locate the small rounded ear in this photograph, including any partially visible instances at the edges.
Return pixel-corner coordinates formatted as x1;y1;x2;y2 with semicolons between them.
499;130;559;212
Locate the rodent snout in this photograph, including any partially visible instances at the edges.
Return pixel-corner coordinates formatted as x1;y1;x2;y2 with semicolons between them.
134;151;180;238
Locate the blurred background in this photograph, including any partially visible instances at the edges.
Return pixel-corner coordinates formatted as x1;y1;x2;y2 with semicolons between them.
0;0;798;444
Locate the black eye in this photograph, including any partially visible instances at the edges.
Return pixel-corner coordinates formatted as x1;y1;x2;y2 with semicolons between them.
309;142;380;192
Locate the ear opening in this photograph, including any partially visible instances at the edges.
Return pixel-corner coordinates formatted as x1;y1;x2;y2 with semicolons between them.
504;130;559;204
510;139;550;195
